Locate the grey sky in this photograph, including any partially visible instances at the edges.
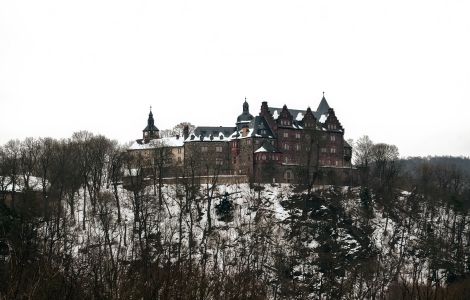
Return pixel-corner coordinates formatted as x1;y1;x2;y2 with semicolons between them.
1;0;469;157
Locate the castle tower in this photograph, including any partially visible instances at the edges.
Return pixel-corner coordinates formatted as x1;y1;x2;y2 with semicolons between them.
236;98;254;130
143;106;160;142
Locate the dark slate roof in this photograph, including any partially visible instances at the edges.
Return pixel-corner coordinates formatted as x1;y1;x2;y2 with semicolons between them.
268;95;331;121
237;100;254;125
194;126;236;137
144;124;159;131
316;95;330;117
268;106;330;121
237;112;254;123
143;111;159;131
251;116;275;138
268;107;304;120
186;126;236;142
231;116;276;139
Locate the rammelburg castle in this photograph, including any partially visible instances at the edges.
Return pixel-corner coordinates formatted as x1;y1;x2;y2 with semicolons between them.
127;94;354;184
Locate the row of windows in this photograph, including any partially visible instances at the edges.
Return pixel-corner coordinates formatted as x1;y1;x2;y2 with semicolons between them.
201;146;223;152
282;132;302;139
320;147;337;153
255;154;280;161
319;159;340;166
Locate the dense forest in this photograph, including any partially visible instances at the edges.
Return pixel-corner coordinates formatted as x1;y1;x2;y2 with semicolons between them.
0;133;469;299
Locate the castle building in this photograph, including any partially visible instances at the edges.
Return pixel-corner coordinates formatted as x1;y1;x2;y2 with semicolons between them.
129;94;353;184
128;108;185;173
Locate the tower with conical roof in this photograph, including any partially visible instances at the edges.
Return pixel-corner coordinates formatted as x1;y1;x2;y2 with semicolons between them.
316;92;331;116
143;106;160;142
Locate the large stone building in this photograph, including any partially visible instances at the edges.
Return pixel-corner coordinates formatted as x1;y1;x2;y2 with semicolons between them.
129;94;353;184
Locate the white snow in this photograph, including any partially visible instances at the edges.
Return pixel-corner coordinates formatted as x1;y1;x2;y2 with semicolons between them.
254;146;268;153
272;110;279;119
0;175;48;192
129;136;184;150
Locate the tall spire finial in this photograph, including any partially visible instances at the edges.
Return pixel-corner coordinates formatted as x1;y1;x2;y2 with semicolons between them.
243;97;249;113
150;105;152;111
323;91;325;98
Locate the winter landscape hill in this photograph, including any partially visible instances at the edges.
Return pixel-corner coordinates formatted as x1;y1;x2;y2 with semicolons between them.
1;136;470;299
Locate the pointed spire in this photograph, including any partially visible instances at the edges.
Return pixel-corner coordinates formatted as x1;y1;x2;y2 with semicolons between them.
148;107;155;127
317;92;330;115
143;105;159;138
243;97;249;113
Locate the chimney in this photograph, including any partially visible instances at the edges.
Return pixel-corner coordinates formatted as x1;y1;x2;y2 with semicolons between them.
260;101;269;114
183;125;189;140
176;134;180;140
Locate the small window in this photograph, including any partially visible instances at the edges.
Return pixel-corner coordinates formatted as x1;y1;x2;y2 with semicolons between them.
201;146;208;152
295;133;301;139
215;158;223;165
216;146;223;152
321;148;327;153
178;148;182;154
283;144;290;150
283;132;288;138
295;144;300;151
262;155;266;160
330;148;336;154
330;135;336;142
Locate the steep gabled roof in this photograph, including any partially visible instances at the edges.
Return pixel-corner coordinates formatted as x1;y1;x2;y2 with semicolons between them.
316;94;331;117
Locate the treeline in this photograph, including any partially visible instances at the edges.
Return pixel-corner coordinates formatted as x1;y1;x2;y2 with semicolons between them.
0;133;470;299
351;136;470;299
0;132;273;299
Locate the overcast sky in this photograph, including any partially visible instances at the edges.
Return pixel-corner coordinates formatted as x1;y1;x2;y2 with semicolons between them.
1;0;469;157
